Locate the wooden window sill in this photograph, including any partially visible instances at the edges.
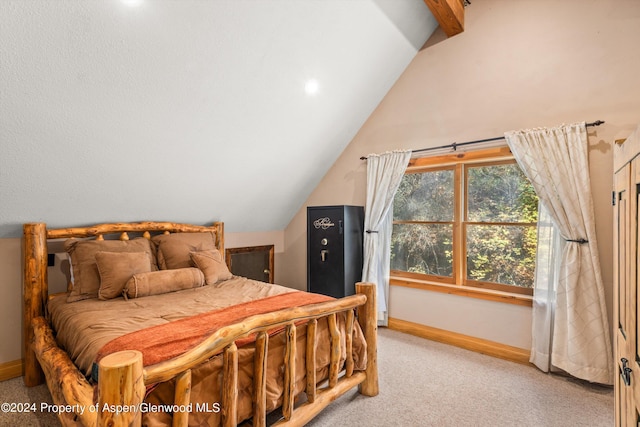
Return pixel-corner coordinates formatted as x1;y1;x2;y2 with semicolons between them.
390;276;533;307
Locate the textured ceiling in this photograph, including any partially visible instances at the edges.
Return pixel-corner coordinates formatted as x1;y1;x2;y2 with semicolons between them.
0;0;438;238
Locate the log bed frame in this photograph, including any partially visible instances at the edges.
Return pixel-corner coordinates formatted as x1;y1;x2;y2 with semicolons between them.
23;221;378;427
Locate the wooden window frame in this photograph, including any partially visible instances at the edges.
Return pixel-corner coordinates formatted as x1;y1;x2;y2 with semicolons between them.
390;146;534;306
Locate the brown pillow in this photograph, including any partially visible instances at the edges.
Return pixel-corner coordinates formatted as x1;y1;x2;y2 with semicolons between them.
95;251;153;300
123;268;205;299
151;232;218;270
65;238;157;302
190;249;233;285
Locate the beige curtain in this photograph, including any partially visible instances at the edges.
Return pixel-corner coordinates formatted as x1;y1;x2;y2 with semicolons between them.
505;122;613;385
361;150;412;326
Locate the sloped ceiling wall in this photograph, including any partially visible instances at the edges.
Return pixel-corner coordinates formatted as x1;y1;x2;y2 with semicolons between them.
0;0;438;238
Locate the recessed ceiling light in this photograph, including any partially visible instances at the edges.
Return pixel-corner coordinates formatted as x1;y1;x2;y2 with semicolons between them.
305;79;319;96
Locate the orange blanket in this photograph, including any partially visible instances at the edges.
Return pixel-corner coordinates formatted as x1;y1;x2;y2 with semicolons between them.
94;291;333;371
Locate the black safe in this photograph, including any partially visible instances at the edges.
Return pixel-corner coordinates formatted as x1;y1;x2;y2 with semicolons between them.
307;205;364;298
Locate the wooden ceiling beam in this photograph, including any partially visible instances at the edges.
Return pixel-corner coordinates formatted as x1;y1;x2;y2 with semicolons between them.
423;0;465;37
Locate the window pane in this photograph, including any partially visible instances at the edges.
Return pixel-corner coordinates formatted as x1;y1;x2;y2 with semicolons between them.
466;224;537;288
467;163;538;223
394;169;454;221
391;223;453;277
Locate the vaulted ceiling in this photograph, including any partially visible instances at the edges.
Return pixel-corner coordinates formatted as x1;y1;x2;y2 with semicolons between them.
0;0;460;237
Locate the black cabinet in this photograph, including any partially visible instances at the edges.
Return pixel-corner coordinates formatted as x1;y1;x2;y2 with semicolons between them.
307;205;364;298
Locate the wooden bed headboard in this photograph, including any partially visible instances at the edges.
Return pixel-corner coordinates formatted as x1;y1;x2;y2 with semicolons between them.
22;220;224;387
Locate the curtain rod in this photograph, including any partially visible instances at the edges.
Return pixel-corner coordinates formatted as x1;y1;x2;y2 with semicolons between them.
359;120;605;160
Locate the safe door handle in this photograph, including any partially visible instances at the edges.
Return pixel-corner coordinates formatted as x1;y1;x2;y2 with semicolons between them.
320;250;329;262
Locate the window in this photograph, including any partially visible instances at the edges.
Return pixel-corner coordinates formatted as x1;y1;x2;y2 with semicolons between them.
390;148;538;296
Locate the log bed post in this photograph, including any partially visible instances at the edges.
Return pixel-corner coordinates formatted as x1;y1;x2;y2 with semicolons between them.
97;350;145;427
355;282;378;397
222;343;239;427
23;222;48;387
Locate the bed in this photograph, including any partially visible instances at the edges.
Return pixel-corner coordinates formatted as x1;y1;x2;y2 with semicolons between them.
22;221;378;427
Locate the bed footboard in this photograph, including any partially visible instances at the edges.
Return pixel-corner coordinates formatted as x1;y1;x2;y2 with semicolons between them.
99;282;377;427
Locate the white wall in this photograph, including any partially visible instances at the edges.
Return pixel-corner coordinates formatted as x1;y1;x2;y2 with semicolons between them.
281;0;640;350
390;286;532;349
0;0;436;239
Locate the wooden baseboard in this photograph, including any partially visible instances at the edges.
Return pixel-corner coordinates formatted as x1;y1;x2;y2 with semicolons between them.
0;359;23;382
387;317;531;366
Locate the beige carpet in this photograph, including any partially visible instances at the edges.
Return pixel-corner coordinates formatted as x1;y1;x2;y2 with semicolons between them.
0;328;613;426
307;328;613;426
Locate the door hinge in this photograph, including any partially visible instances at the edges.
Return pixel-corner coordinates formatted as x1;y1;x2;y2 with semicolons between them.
612;191;616;206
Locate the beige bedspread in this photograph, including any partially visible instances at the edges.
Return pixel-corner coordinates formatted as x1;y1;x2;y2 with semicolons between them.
48;276;367;426
48;276;297;375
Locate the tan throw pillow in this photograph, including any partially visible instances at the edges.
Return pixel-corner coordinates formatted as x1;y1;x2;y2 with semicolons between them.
95;251;153;300
151;232;218;270
123;268;205;299
190;249;233;285
65;238;158;302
